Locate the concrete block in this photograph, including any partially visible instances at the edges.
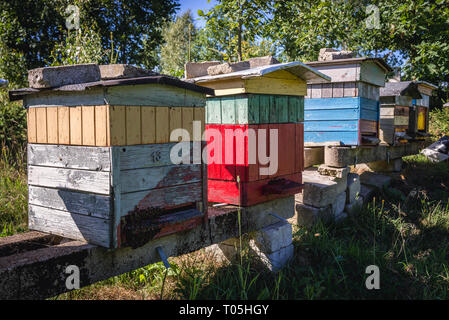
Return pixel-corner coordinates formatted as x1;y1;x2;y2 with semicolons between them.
345;197;364;214
207;61;250;76
99;64;156;80
28;64;101;88
184;61;220;79
359;172;391;190
347;173;361;203
295;168;347;207
205;238;241;263
304;147;324;168
356;158;403;173
318;165;349;178
360;184;375;204
251;221;292;254
332;191;347;217
318;48;353;61
247;56;280;68
290;202;332;227
251;243;294;272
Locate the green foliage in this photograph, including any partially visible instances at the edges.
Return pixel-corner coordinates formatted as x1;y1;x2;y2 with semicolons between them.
49;28;106;66
199;0;275;62
429;107;449;137
0;0;180;85
0;91;26;157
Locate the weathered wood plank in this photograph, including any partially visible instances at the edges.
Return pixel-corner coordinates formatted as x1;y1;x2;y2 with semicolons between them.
109;105;126;145
28;186;111;219
28;205;110;247
120;182;203;216
155;107;169;143
23;88;106;108
82;106;96;146
141;107;156;144
125;106;141;145
120;164;202;193
116;142;194;170
35;107;47;143
27;144;111;171
95;105;109;146
28;166;111;195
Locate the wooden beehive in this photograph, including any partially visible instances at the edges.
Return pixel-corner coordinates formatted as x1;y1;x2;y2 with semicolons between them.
305;57;392;146
189;62;330;206
10;72;213;248
379;81;422;145
409;81;438;138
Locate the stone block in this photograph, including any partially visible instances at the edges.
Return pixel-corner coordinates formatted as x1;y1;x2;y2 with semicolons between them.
318;165;349;178
304;147;324;168
356;158;403;173
359;184;375;203
295;168;348;207
359;172;391;190
347;173;361;204
99;64;156;80
345;197;364;214
28;64;101;88
251;221;292;254
251;243;294;272
332;191;347;217
291;202;332;227
207;61;250;76
247;56;280;68
184;61;221;79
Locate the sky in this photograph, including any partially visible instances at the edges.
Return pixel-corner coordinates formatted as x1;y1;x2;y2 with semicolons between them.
178;0;217;28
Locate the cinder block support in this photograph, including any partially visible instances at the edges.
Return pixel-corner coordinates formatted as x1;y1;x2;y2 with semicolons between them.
250;221;293;272
356;158;403;173
347;173;361;203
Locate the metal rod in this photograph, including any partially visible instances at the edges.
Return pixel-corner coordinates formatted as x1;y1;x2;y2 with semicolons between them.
156;246;170;269
268;212;289;224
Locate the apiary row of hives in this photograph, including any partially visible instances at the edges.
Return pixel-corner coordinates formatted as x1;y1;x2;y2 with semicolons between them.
8;54;437;249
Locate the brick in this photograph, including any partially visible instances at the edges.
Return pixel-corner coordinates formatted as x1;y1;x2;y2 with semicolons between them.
359;172;391;190
291;202;332;227
184;61;220;79
332;191;347;217
251;221;292;254
99;64;156;80
207;61;250;76
318;165;349;178
295;168;347;207
28;64;101;88
251;243;294;272
304;147;324;168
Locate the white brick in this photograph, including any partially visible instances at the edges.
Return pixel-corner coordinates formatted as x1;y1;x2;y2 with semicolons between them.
251;221;292;254
291;202;332;227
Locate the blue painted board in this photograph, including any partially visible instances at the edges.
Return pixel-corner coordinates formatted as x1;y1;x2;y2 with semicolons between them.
304;131;359;145
304;120;358;132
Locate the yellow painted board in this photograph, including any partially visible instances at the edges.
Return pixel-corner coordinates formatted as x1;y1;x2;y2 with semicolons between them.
141;107;156;144
58;107;70;145
182;107;194;141
126;106;142;145
27;108;37;143
418;110;426;131
244;78;307;96
95;105;109;146
155;107;169;143
36;108;47;143
69;107;82;145
46;107;59;144
194;107;205;141
109;106;126;145
82;106;96;146
169;107;183;142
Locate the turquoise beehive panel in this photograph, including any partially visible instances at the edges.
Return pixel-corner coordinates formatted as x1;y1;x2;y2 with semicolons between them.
304;97;379;145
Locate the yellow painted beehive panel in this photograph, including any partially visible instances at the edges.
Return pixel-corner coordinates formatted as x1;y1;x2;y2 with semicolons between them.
27;105;205;146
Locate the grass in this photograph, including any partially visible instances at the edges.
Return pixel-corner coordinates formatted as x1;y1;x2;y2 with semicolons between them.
0;146;27;237
1;144;448;299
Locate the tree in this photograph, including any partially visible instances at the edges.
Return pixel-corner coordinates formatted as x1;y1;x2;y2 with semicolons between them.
0;0;180;86
198;0;273;62
160;11;198;77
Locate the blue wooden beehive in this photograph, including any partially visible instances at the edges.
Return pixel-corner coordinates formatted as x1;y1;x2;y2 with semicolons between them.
304;54;392;146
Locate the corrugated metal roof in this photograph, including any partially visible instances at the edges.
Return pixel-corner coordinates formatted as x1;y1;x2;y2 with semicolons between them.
9;75;214;101
306;57;393;73
188;61;331;84
380;81;422;99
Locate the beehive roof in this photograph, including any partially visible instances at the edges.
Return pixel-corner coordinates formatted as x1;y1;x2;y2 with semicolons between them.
306;57;393;73
188;61;331;84
9;75;214;101
380;81;422;99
